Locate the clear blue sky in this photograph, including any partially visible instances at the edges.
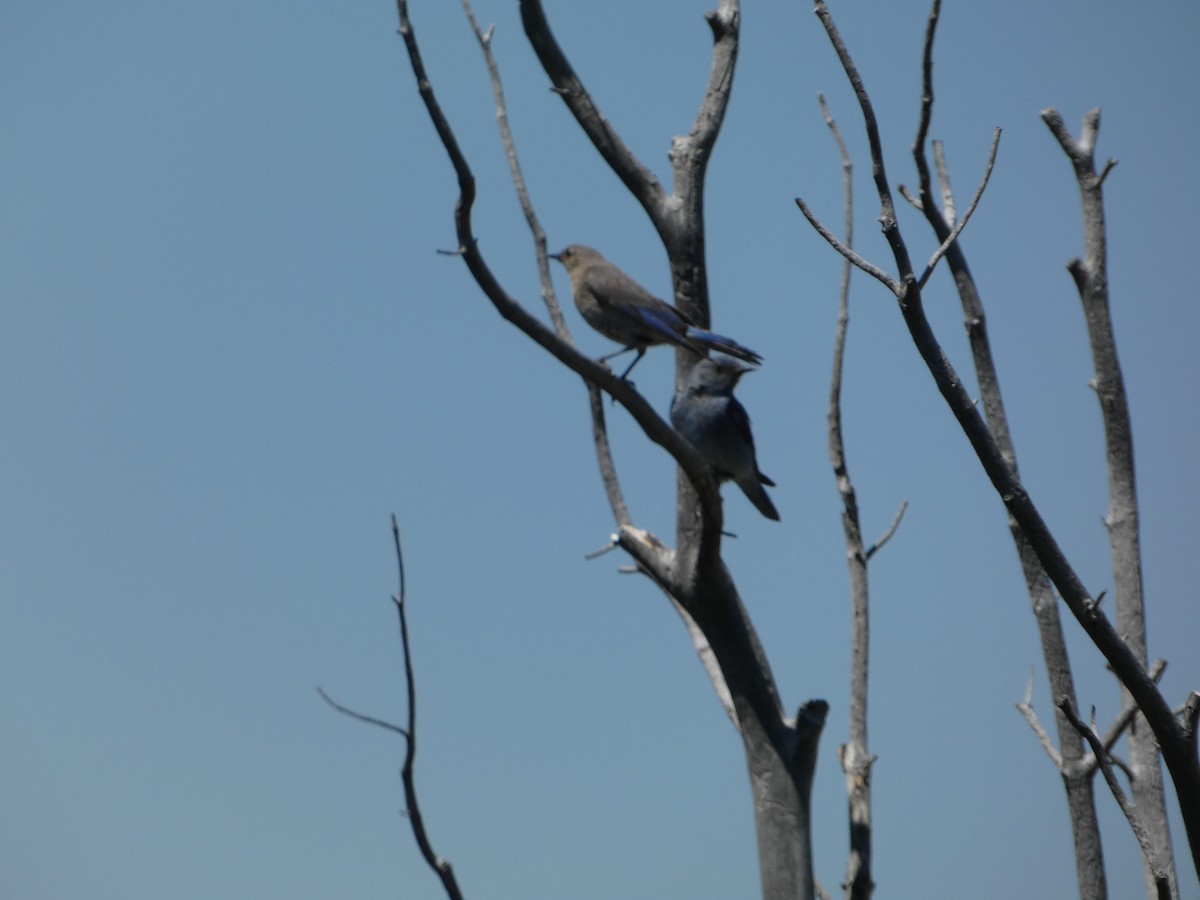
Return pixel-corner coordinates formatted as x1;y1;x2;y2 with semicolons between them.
3;2;1198;898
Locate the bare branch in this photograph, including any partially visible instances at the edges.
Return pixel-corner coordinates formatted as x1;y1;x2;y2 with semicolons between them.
933;141;957;226
317;688;408;739
916;127;1001;289
517;0;666;217
586;383;631;525
675;1;741;184
819;92;876;900
911;0;942;184
458;0;565;337
1044;106;1189;886
456;1;636;531
1100;658;1167;751
1017;702;1065;770
795;197;901;294
320;517;464;900
1181;693;1200;740
390;516;465;900
897;183;923;212
865;501;907;561
1060;698;1173;900
812;0;917;283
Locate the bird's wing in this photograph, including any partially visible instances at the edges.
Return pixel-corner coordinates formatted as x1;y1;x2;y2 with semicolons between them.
726;397;757;454
584;265;694;347
728;397;773;485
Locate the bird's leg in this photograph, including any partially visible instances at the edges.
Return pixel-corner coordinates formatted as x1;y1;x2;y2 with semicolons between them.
598;345;635;364
615;348;646;381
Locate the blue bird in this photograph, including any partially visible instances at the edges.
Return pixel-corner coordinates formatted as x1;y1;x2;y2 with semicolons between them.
551;244;762;379
670;356;779;521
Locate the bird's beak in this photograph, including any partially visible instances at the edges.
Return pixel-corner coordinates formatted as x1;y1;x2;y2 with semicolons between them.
549;249;563;262
714;355;756;376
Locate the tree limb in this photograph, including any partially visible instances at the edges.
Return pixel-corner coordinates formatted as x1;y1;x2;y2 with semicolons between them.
319;518;464;900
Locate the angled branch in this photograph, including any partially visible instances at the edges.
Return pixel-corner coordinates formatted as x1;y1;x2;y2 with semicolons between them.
865;501;907;561
518;0;666;216
795;197;901;294
318;689;408;739
1016;670;1064;769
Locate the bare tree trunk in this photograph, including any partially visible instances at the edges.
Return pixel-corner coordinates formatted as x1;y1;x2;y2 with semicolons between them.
1044;108;1180;900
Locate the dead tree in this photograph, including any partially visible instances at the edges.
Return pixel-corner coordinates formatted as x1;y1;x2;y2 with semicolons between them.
387;1;1197;898
799;1;1198;895
397;0;827;896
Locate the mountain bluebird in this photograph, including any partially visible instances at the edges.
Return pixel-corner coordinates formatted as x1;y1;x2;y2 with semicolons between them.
670;356;779;521
551;244;762;379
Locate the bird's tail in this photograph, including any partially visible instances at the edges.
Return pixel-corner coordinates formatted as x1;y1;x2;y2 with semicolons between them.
736;474;780;521
684;328;763;366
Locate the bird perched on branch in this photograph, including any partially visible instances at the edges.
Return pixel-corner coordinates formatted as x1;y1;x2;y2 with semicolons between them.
670;356;779;521
551;244;762;379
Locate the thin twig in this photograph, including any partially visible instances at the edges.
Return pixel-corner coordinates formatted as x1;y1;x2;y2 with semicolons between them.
318;688;409;739
916;127;1001;289
1100;658;1167;751
1015;668;1064;768
865;501;907;561
795;197;900;294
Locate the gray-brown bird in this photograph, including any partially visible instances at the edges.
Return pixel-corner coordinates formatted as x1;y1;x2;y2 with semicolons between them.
551;244;762;379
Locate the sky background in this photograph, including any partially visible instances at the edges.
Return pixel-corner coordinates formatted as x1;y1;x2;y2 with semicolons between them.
3;1;1199;898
